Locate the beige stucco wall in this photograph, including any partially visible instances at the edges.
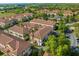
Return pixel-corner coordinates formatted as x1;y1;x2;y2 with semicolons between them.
4;30;24;40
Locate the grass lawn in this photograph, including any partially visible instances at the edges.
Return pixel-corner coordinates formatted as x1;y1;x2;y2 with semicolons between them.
0;11;16;18
75;15;79;20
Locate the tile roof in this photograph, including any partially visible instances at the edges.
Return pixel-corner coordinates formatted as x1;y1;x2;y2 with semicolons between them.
9;19;55;41
0;13;32;23
52;9;60;13
0;18;8;23
8;39;30;55
30;19;56;26
63;10;73;16
0;32;30;55
0;33;13;46
34;26;52;39
24;19;55;40
24;22;43;31
9;25;24;34
11;13;32;19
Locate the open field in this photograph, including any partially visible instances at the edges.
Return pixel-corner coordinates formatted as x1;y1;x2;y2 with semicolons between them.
0;11;16;18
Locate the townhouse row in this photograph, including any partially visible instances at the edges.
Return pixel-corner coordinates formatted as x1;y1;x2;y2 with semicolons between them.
0;13;56;56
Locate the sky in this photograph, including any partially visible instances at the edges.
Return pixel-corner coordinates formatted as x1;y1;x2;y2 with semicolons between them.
0;0;78;3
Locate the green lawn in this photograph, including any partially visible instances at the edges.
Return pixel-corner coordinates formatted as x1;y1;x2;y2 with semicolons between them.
75;15;79;20
0;11;16;18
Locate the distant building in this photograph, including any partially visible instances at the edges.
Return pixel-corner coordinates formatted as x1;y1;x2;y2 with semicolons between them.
0;13;33;27
63;10;73;16
30;19;56;27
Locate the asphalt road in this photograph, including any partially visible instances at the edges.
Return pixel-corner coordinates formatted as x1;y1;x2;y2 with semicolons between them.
67;33;77;47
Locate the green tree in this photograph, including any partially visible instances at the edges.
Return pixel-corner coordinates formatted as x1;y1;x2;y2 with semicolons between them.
23;33;30;41
45;35;57;55
57;44;70;56
42;13;48;20
45;32;70;56
57;45;63;56
58;19;68;32
63;44;70;55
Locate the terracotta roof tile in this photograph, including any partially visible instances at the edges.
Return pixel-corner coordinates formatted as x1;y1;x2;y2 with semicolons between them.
31;19;56;26
9;25;24;34
34;26;52;39
0;32;30;55
0;33;13;46
8;39;30;55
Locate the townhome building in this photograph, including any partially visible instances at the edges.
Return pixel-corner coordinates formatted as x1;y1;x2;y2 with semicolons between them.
30;19;56;27
0;32;31;56
0;18;6;27
4;19;56;46
0;13;33;28
4;25;25;40
63;10;73;16
24;19;56;46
